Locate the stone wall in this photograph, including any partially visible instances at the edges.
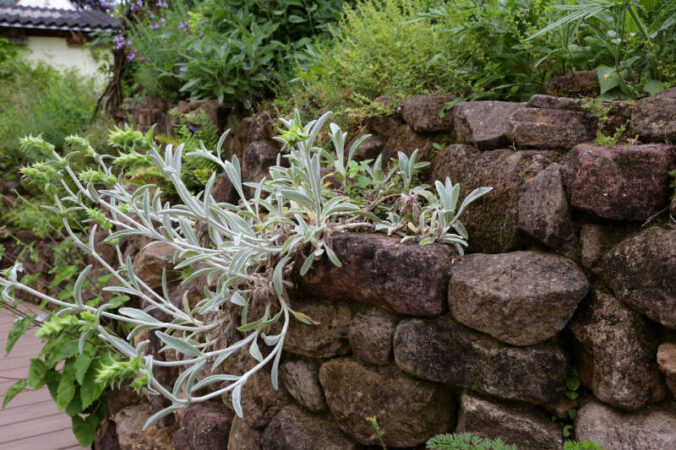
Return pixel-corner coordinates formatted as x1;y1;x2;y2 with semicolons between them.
102;86;676;450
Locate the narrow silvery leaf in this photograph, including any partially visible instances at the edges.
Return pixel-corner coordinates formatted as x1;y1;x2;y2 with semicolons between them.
73;265;92;307
272;256;288;299
249;338;263;362
155;331;201;357
119;307;160;324
232;384;244;418
143;404;182;430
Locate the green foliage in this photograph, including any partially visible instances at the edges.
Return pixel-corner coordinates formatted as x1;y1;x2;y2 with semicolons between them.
0;59;97;175
564;440;604;450
2;271;133;447
426;432;517;450
0;37;17;64
0;111;490;430
529;0;676;99
581;99;629;145
127;0;347;104
282;0;676;115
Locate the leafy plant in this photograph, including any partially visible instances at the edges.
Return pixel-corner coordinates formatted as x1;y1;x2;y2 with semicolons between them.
0;111;490;430
126;0;348;104
529;0;676;98
581;99;629;145
2;271;133;447
564;440;604;450
427;432;517;450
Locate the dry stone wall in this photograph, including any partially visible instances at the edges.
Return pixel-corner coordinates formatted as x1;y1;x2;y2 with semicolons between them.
102;86;676;450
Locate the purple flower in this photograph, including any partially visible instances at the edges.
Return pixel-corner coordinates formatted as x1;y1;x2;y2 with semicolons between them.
113;35;126;50
179;21;189;32
127;49;140;61
149;22;160;30
149;13;155;19
156;0;168;7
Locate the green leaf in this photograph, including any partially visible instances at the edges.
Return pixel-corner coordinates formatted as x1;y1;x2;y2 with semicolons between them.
65;393;83;417
2;379;27;407
597;66;621;94
80;365;105;410
28;358;48;389
6;315;34;356
56;373;76;410
74;353;94;385
72;414;100;447
643;79;666;96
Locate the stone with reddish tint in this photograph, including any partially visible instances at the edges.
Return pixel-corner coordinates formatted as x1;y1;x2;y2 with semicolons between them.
284;299;352;359
348;308;397;365
603;226;676;328
579;224;628;269
456;392;562;450
346;133;384;161
172;403;233;450
631;87;676;142
506;107;594;149
394;317;568;404
657;343;676;398
261;405;358;450
568;291;667;410
517;163;577;253
228;417;262;450
449;251;588;346
132;242;177;290
297;233;451;317
382;123;435;166
453;101;523;150
279;360;326;412
575;399;676;450
401;94;456;132
319;358;455;448
430;144;558;253
543;71;600;97
568;144;674;221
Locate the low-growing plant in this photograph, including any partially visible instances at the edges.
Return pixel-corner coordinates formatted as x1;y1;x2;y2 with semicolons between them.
426;432;517;450
1;111;490;431
582;99;629;146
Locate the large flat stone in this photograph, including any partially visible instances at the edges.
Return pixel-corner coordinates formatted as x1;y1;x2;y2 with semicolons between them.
603;226;676;328
298;233;451;316
506;107;594;149
284;299;352;359
319;358;455;447
575;399;676;450
449;251;588;346
456;392;562;450
393;317;568;404
569;291;667;410
453;101;523;150
568;144;674;221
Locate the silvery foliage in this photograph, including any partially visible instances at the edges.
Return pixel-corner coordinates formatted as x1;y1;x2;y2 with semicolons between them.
0;110;490;429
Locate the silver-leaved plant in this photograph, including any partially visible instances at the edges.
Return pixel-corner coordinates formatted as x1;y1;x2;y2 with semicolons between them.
0;111;491;428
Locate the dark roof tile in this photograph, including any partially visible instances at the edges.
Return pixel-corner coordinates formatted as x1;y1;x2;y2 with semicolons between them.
0;5;118;32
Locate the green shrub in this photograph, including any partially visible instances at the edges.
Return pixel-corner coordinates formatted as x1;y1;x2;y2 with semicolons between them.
283;0;459;115
0;59;97;174
127;0;347;105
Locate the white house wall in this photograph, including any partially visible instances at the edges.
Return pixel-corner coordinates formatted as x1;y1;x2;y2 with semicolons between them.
23;35;107;82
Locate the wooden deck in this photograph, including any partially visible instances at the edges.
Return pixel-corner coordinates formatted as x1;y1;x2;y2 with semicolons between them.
0;306;86;450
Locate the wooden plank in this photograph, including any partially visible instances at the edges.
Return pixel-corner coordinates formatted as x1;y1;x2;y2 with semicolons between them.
0;399;56;426
0;412;72;443
1;427;81;450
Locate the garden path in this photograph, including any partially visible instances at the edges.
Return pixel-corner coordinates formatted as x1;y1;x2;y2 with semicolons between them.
0;305;85;449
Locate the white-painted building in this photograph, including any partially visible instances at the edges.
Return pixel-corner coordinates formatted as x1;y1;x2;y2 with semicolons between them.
0;1;117;81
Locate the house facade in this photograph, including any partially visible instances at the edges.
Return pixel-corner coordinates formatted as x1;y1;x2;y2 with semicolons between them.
0;0;117;80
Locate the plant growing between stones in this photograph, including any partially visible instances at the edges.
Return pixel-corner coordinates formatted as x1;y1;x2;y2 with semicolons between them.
581;99;629;146
426;432;517;450
0;111;490;430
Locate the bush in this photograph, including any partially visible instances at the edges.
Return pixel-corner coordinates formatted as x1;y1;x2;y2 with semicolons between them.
282;0;676;115
0;59;98;175
126;0;347;105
